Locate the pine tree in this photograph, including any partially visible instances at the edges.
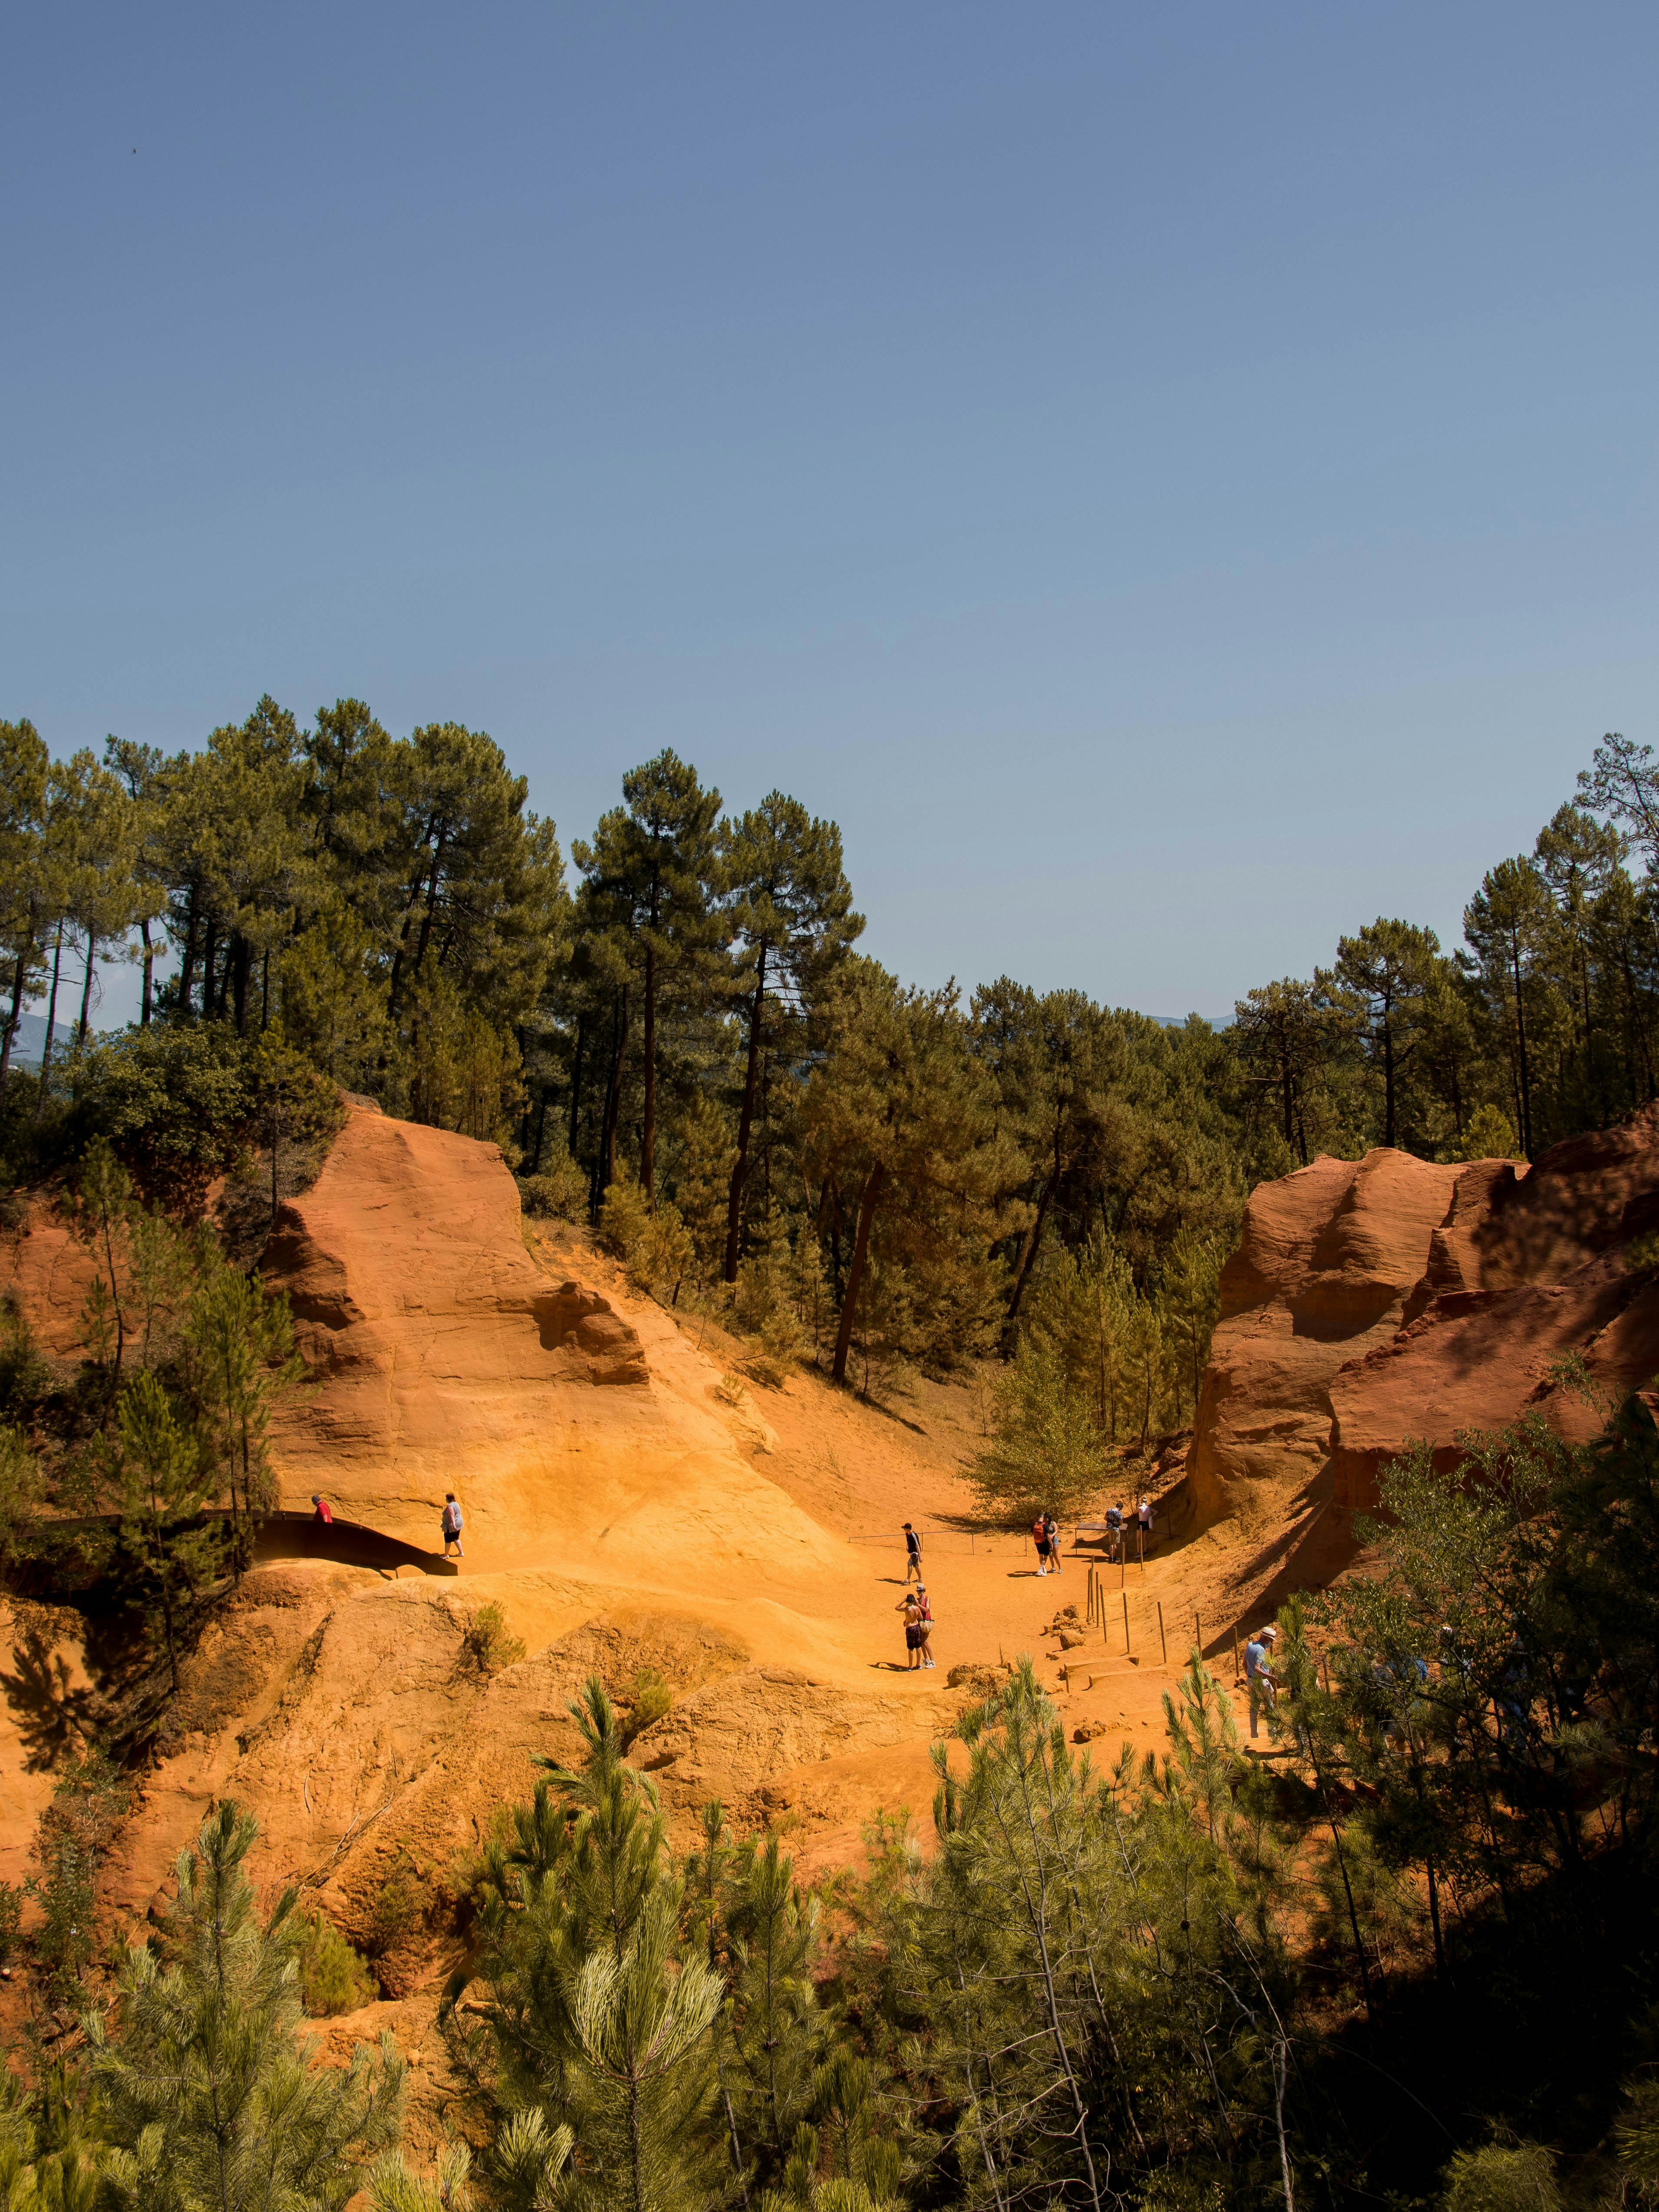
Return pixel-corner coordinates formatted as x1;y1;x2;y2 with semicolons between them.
723;1834;823;2178
720;795;862;1282
799;961;1022;1386
970;1339;1103;1523
114;1371;224;1689
89;1801;404;2212
0;717;51;1104
574;752;726;1208
457;1681;723;2212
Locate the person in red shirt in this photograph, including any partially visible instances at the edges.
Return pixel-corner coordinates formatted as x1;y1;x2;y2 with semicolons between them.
310;1494;334;1525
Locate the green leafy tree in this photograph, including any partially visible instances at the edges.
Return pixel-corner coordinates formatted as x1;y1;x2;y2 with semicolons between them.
89;1801;404;2212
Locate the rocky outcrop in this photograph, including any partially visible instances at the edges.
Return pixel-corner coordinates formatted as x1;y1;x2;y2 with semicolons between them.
1329;1111;1659;1507
1188;1149;1463;1521
1191;1102;1659;1526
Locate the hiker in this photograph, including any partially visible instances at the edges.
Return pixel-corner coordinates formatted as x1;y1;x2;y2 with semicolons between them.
1104;1501;1123;1561
915;1583;937;1669
903;1522;923;1583
1243;1624;1278;1740
1137;1496;1153;1548
1032;1513;1052;1576
441;1491;465;1558
310;1493;334;1526
895;1591;926;1670
1043;1510;1062;1575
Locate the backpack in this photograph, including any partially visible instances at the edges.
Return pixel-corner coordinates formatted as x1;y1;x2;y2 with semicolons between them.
1032;1516;1046;1543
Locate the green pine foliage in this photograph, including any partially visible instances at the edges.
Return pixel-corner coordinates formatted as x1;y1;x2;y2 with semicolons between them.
89;1802;404;2210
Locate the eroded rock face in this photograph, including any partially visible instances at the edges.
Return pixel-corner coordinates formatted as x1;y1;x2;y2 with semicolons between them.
1188;1149;1462;1522
1329;1109;1659;1507
1191;1102;1659;1524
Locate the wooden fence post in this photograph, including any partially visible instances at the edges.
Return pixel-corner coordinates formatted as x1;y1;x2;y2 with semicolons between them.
1123;1591;1131;1655
1157;1600;1167;1666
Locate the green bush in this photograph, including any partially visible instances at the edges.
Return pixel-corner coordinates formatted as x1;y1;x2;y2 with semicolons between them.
365;1859;421;1959
518;1149;588;1223
619;1666;672;1750
461;1601;526;1676
597;1177;696;1302
1440;2142;1560;2212
298;1909;376;2017
61;1024;343;1210
0;1880;21;1968
0;1298;50;1419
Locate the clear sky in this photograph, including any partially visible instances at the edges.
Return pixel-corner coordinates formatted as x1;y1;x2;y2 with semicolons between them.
5;2;1655;1022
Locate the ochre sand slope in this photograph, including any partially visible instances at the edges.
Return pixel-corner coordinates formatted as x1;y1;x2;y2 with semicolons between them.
0;1107;1421;2142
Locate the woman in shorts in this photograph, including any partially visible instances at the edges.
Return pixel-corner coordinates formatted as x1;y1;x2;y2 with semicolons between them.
914;1584;937;1670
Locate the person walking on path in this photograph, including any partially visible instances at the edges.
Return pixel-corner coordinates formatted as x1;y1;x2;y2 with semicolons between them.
310;1493;334;1525
1104;1502;1123;1562
1032;1513;1052;1576
1243;1624;1278;1740
1042;1510;1062;1576
896;1592;926;1670
441;1491;465;1559
1137;1496;1153;1552
903;1522;923;1584
914;1584;937;1669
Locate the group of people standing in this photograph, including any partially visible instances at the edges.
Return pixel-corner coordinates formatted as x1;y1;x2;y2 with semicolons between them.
898;1523;937;1669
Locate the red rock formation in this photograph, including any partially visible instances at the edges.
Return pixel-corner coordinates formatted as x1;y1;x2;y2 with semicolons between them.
1188;1148;1462;1522
1330;1108;1659;1507
1191;1101;1659;1530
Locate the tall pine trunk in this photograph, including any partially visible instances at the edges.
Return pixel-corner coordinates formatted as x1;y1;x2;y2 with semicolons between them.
831;1161;887;1385
642;944;657;1205
178;886;200;1015
33;921;66;1121
567;1013;587;1157
1511;935;1534;1155
76;926;97;1049
723;944;768;1283
139;918;155;1026
599;988;629;1195
0;933;32;1103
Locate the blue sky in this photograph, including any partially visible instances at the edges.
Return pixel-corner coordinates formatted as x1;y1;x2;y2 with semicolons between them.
4;2;1655;1021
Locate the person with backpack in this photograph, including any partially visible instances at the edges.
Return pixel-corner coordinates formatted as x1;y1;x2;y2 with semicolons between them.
441;1492;465;1559
1104;1501;1123;1561
902;1522;923;1584
1042;1510;1062;1575
1032;1513;1052;1576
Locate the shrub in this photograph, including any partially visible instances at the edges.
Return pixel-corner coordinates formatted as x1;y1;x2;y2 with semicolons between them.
298;1909;376;2016
619;1667;672;1750
1440;2142;1560;2212
0;1298;49;1419
597;1177;696;1303
1447;1102;1522;1165
65;1026;257;1207
365;1858;421;1959
461;1601;526;1676
0;1879;21;1968
518;1149;588;1223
